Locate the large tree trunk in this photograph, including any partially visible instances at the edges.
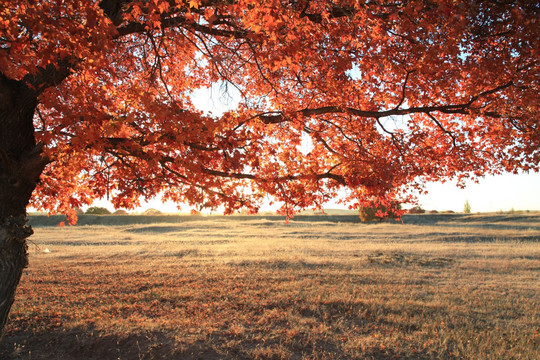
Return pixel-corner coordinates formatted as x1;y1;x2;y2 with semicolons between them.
0;216;32;336
0;74;48;338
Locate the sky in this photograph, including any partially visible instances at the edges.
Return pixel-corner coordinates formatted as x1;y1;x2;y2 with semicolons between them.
88;86;540;214
417;172;540;212
90;171;539;214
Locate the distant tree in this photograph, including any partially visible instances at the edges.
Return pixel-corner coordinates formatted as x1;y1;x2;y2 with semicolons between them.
408;206;426;214
73;207;85;215
0;0;538;337
143;208;163;215
85;206;112;215
463;200;472;214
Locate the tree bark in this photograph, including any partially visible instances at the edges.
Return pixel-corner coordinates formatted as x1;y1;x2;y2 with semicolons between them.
0;74;48;338
0;216;32;338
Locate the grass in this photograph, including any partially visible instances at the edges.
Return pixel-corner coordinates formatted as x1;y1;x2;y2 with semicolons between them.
1;213;539;359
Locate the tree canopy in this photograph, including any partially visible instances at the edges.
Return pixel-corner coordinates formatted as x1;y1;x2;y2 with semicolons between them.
2;0;538;221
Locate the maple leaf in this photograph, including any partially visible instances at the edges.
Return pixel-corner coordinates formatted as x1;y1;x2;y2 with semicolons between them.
157;2;170;14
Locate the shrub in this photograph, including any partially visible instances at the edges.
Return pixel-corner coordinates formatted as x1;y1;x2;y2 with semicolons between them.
113;209;128;215
429;210;439;214
359;200;401;223
143;208;162;215
85;206;111;215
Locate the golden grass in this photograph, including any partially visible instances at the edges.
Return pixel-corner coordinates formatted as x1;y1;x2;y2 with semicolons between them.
1;214;539;359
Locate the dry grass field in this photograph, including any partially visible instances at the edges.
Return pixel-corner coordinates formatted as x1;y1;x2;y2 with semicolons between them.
1;213;539;359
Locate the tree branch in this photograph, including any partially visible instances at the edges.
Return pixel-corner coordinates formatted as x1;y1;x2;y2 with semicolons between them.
116;14;248;38
201;167;346;185
426;113;457;148
257;80;516;124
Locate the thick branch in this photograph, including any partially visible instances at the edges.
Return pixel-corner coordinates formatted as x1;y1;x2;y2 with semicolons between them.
259;81;515;124
259;104;470;124
201;167;346;185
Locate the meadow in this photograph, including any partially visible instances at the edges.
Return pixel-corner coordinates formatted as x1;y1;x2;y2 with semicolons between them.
1;213;539;359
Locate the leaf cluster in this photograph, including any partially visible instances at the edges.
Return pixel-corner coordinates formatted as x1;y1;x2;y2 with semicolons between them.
0;0;536;219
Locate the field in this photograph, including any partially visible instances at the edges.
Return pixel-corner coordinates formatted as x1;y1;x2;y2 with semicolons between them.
1;213;539;359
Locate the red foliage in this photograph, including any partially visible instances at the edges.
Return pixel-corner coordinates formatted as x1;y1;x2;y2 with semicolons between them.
1;0;537;219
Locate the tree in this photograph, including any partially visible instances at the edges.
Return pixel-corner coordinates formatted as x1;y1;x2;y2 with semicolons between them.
85;206;112;215
463;200;472;214
0;0;538;336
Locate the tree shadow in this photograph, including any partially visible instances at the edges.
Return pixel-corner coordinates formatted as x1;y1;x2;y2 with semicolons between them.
0;323;451;360
0;326;220;360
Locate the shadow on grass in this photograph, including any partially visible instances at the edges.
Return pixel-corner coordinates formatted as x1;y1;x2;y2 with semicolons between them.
1;324;450;360
232;259;355;271
0;327;217;360
437;234;540;242
124;225;197;234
